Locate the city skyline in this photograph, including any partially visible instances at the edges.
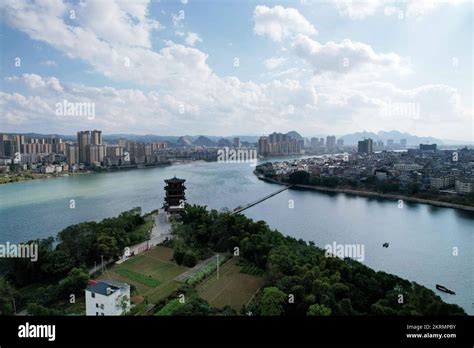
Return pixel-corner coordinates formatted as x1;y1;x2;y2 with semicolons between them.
0;1;472;141
0;128;465;146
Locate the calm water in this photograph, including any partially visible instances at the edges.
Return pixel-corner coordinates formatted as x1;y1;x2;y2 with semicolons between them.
0;159;473;313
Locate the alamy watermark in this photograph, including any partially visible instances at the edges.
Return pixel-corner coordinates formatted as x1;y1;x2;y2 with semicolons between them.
217;147;257;167
0;242;38;262
382;101;420;119
325;242;365;262
55;99;95;120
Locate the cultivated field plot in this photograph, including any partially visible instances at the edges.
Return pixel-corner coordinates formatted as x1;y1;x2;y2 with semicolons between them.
197;257;265;310
101;246;188;304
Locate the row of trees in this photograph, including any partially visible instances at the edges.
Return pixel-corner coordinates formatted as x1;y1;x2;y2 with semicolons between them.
174;204;465;316
0;267;89;315
0;208;147;287
0;208;150;314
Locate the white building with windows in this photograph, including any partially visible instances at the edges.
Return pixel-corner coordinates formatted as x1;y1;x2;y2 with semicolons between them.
85;280;131;316
455;178;474;195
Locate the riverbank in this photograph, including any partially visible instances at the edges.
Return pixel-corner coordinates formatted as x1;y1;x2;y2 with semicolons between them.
255;173;474;212
0;159;211;185
0;171;91;185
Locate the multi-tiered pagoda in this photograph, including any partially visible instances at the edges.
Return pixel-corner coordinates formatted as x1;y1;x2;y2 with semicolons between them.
163;177;186;214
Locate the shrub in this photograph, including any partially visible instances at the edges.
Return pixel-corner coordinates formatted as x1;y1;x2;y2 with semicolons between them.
182;252;198;268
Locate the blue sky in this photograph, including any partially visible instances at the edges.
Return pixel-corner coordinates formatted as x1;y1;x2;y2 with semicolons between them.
0;0;472;141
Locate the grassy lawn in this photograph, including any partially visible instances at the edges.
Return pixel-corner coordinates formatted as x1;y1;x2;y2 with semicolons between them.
101;246;188;304
115;266;161;287
197;257;265;310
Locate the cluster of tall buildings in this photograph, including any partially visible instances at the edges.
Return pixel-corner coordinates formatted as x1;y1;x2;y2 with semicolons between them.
69;130;106;166
1;130;170;170
69;130;168;167
0;134;22;158
257;132;303;156
0;134;65;158
309;135;341;150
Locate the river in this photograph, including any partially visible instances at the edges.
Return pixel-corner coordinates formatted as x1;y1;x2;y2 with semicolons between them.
0;158;472;313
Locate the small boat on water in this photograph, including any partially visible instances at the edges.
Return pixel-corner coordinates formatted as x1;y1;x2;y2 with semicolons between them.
382;242;389;248
436;284;455;295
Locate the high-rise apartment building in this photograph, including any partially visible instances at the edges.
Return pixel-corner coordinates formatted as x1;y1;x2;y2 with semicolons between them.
91;130;103;145
233;137;240;148
65;144;78;165
77;131;91;164
257;132;301;156
326;135;336;150
358;138;373;154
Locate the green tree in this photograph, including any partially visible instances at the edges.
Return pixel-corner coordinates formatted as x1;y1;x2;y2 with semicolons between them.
288;171;310;185
257;287;287;316
182;251;198;267
307;303;332;316
0;277;16;315
26;303;64;316
57;267;89;299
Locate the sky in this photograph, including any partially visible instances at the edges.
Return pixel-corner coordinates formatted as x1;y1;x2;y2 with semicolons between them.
0;0;472;141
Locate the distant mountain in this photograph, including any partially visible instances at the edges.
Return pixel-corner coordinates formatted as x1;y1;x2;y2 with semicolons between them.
4;132;76;141
340;130;443;146
8;131;467;146
286;131;303;141
177;136;193;147
377;130;442;145
192;136;215;147
217;138;233;147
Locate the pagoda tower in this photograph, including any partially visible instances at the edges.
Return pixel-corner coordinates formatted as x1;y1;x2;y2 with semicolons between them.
163;177;186;214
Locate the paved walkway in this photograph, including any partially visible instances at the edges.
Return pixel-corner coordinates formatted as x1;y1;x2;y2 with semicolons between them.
118;210;173;262
90;209;173;270
151;209;172;238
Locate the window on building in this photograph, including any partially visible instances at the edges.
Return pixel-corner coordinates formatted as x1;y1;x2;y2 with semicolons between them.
91;293;95;298
96;312;98;316
100;304;104;309
101;313;104;316
96;303;99;308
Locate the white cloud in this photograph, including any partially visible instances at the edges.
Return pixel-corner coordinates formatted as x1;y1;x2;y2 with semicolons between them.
254;5;317;42
383;5;399;17
3;72;470;140
20;73;63;92
74;0;161;48
1;0;210;86
332;0;382;20
263;57;287;70
0;0;471;141
291;35;402;74
406;0;464;18
332;0;466;20
185;32;202;46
